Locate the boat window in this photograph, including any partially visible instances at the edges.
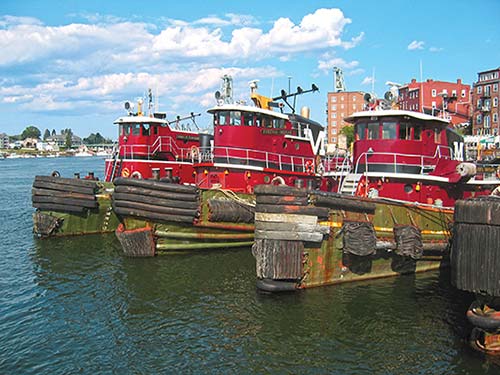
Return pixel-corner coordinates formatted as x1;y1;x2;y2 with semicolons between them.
262;116;273;128
121;124;132;136
434;128;442;143
355;123;367;140
142;124;150;136
132;123;141;136
382;121;397;139
413;125;422;140
216;111;229;126
274;118;285;129
153;126;158;135
399;122;411;140
243;112;254;126
367;122;379;140
231;111;242;126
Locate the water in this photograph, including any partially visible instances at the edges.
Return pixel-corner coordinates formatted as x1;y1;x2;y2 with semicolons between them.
1;156;499;374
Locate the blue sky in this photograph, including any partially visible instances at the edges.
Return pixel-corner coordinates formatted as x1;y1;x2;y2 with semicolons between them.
1;0;499;139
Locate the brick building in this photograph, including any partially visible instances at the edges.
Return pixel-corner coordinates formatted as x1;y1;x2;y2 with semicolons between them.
326;91;364;146
398;78;471;126
471;67;500;136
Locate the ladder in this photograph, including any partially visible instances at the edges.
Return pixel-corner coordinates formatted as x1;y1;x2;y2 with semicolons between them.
340;173;362;195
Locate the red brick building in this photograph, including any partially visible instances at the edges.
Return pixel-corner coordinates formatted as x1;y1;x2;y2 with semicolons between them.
471;67;500;136
398;78;471;126
326;91;364;146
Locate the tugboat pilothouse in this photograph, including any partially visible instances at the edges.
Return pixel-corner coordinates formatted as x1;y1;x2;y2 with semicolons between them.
195;80;325;193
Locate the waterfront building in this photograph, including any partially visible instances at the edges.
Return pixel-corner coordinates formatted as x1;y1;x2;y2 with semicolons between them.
471;67;500;136
46;134;82;147
0;133;8;149
398;78;471;127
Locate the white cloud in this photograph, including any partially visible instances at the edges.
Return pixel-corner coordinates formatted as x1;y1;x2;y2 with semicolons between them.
361;77;375;85
429;46;443;52
317;53;359;72
408;40;425;50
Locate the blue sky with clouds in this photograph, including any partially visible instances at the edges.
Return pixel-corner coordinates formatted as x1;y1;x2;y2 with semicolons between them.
1;0;499;139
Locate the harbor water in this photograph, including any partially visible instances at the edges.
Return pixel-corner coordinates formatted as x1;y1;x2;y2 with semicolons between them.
1;156;499;374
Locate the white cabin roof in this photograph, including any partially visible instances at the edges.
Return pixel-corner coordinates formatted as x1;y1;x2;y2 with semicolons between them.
207;104;289;120
344;110;450;124
113;115;168;125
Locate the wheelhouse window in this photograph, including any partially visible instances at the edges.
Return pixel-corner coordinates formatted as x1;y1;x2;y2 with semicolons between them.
215;111;242;126
243;112;254;126
414;125;422;140
367;122;379;140
132;123;141;135
434;128;442;143
142;124;150;136
355;123;367;140
399;122;411;140
382;121;397;139
121;124;132;136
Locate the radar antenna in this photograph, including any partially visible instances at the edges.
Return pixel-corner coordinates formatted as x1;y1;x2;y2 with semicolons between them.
333;67;346;92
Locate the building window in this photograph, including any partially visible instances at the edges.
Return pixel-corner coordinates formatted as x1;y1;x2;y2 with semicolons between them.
333;121;337;126
461;89;466;97
477;86;482;94
332;105;337;110
341;96;344;101
341;113;344;118
494;97;498;107
452;90;457;97
353;104;356;110
493;113;498;122
485;85;491;96
353;96;357;101
432;89;437;97
485;115;491;128
332;97;337;103
494;83;498;92
332;137;337;142
332;113;337;118
442;89;448;95
432;101;436;108
477;114;482;124
341;104;345;109
332;129;337;135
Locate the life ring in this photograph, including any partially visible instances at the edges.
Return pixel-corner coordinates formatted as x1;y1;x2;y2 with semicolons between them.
466;301;500;332
305;160;314;175
191;145;200;160
121;167;130;178
130;171;142;179
270;176;286;185
51;170;60;178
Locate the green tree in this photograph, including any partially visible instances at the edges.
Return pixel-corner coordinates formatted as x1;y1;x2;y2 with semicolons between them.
83;132;112;144
51;129;56;136
340;125;354;149
43;129;50;140
21;125;41;140
65;129;73;148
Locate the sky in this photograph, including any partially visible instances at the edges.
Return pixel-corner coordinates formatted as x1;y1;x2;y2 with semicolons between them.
1;0;499;139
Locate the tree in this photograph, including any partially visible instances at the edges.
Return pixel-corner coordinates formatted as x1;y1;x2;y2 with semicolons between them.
83;132;112;144
340;125;354;149
43;129;50;140
51;129;56;136
21;125;41;140
65;129;73;148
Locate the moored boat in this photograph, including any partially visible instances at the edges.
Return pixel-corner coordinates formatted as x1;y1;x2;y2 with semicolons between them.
253;108;500;292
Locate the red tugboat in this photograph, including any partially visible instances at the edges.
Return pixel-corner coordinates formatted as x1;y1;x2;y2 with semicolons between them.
112;79;326;255
323;109;498;204
104;90;202;183
194;80;324;192
252;107;500;292
32;90;203;238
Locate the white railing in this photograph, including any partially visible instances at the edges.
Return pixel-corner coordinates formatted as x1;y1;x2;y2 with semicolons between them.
119;136;193;160
354;145;453;175
195;146;315;173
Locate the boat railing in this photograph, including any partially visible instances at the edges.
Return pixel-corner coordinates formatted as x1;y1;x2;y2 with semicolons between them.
197;145;315;173
354;146;453;175
323;149;352;173
119;137;192;160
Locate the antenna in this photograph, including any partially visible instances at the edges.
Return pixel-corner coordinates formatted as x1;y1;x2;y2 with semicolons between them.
272;84;319;113
333;67;346;92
